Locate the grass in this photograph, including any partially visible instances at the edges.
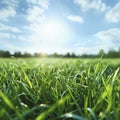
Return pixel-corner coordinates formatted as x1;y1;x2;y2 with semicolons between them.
0;58;120;120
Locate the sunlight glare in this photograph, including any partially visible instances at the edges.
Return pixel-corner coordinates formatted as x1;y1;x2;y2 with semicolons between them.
41;20;67;42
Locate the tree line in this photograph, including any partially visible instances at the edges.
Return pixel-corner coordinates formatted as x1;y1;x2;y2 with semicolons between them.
0;49;120;58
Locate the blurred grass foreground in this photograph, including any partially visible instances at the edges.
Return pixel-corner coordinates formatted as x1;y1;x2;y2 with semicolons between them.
0;58;120;120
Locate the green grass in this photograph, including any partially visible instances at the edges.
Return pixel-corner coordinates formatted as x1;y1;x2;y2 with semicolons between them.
0;58;120;120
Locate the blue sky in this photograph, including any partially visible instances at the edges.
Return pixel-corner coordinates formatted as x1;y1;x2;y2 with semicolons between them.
0;0;120;54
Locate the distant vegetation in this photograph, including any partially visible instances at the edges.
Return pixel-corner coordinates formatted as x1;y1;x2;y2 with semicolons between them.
0;48;120;58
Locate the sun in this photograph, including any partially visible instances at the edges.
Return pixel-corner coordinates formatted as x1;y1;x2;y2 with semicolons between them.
41;20;67;42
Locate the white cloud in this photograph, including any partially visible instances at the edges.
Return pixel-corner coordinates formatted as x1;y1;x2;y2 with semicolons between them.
67;15;84;23
74;28;120;54
0;33;16;39
0;33;11;39
26;0;50;47
27;6;45;22
0;0;18;21
27;0;49;9
93;27;120;52
18;36;26;41
105;2;120;23
0;23;21;33
2;0;18;8
0;7;16;20
95;28;120;42
38;0;49;9
73;0;109;12
26;0;50;23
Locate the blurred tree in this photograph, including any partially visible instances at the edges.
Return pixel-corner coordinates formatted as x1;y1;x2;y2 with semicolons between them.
4;51;11;57
34;52;42;57
14;51;22;58
107;49;119;58
65;52;71;58
0;50;11;57
23;52;32;57
98;49;105;57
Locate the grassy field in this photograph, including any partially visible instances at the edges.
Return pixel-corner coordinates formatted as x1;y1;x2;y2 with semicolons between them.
0;58;120;120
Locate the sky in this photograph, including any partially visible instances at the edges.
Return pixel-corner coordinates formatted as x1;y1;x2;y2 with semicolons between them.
0;0;120;55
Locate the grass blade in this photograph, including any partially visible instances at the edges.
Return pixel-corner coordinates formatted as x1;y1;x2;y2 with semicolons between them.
61;113;87;120
0;91;15;110
35;95;69;120
21;67;33;89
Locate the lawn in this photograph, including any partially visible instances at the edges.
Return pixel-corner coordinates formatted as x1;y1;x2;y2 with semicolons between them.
0;58;120;120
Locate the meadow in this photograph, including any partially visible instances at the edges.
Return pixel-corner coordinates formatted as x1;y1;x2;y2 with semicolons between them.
0;58;120;120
